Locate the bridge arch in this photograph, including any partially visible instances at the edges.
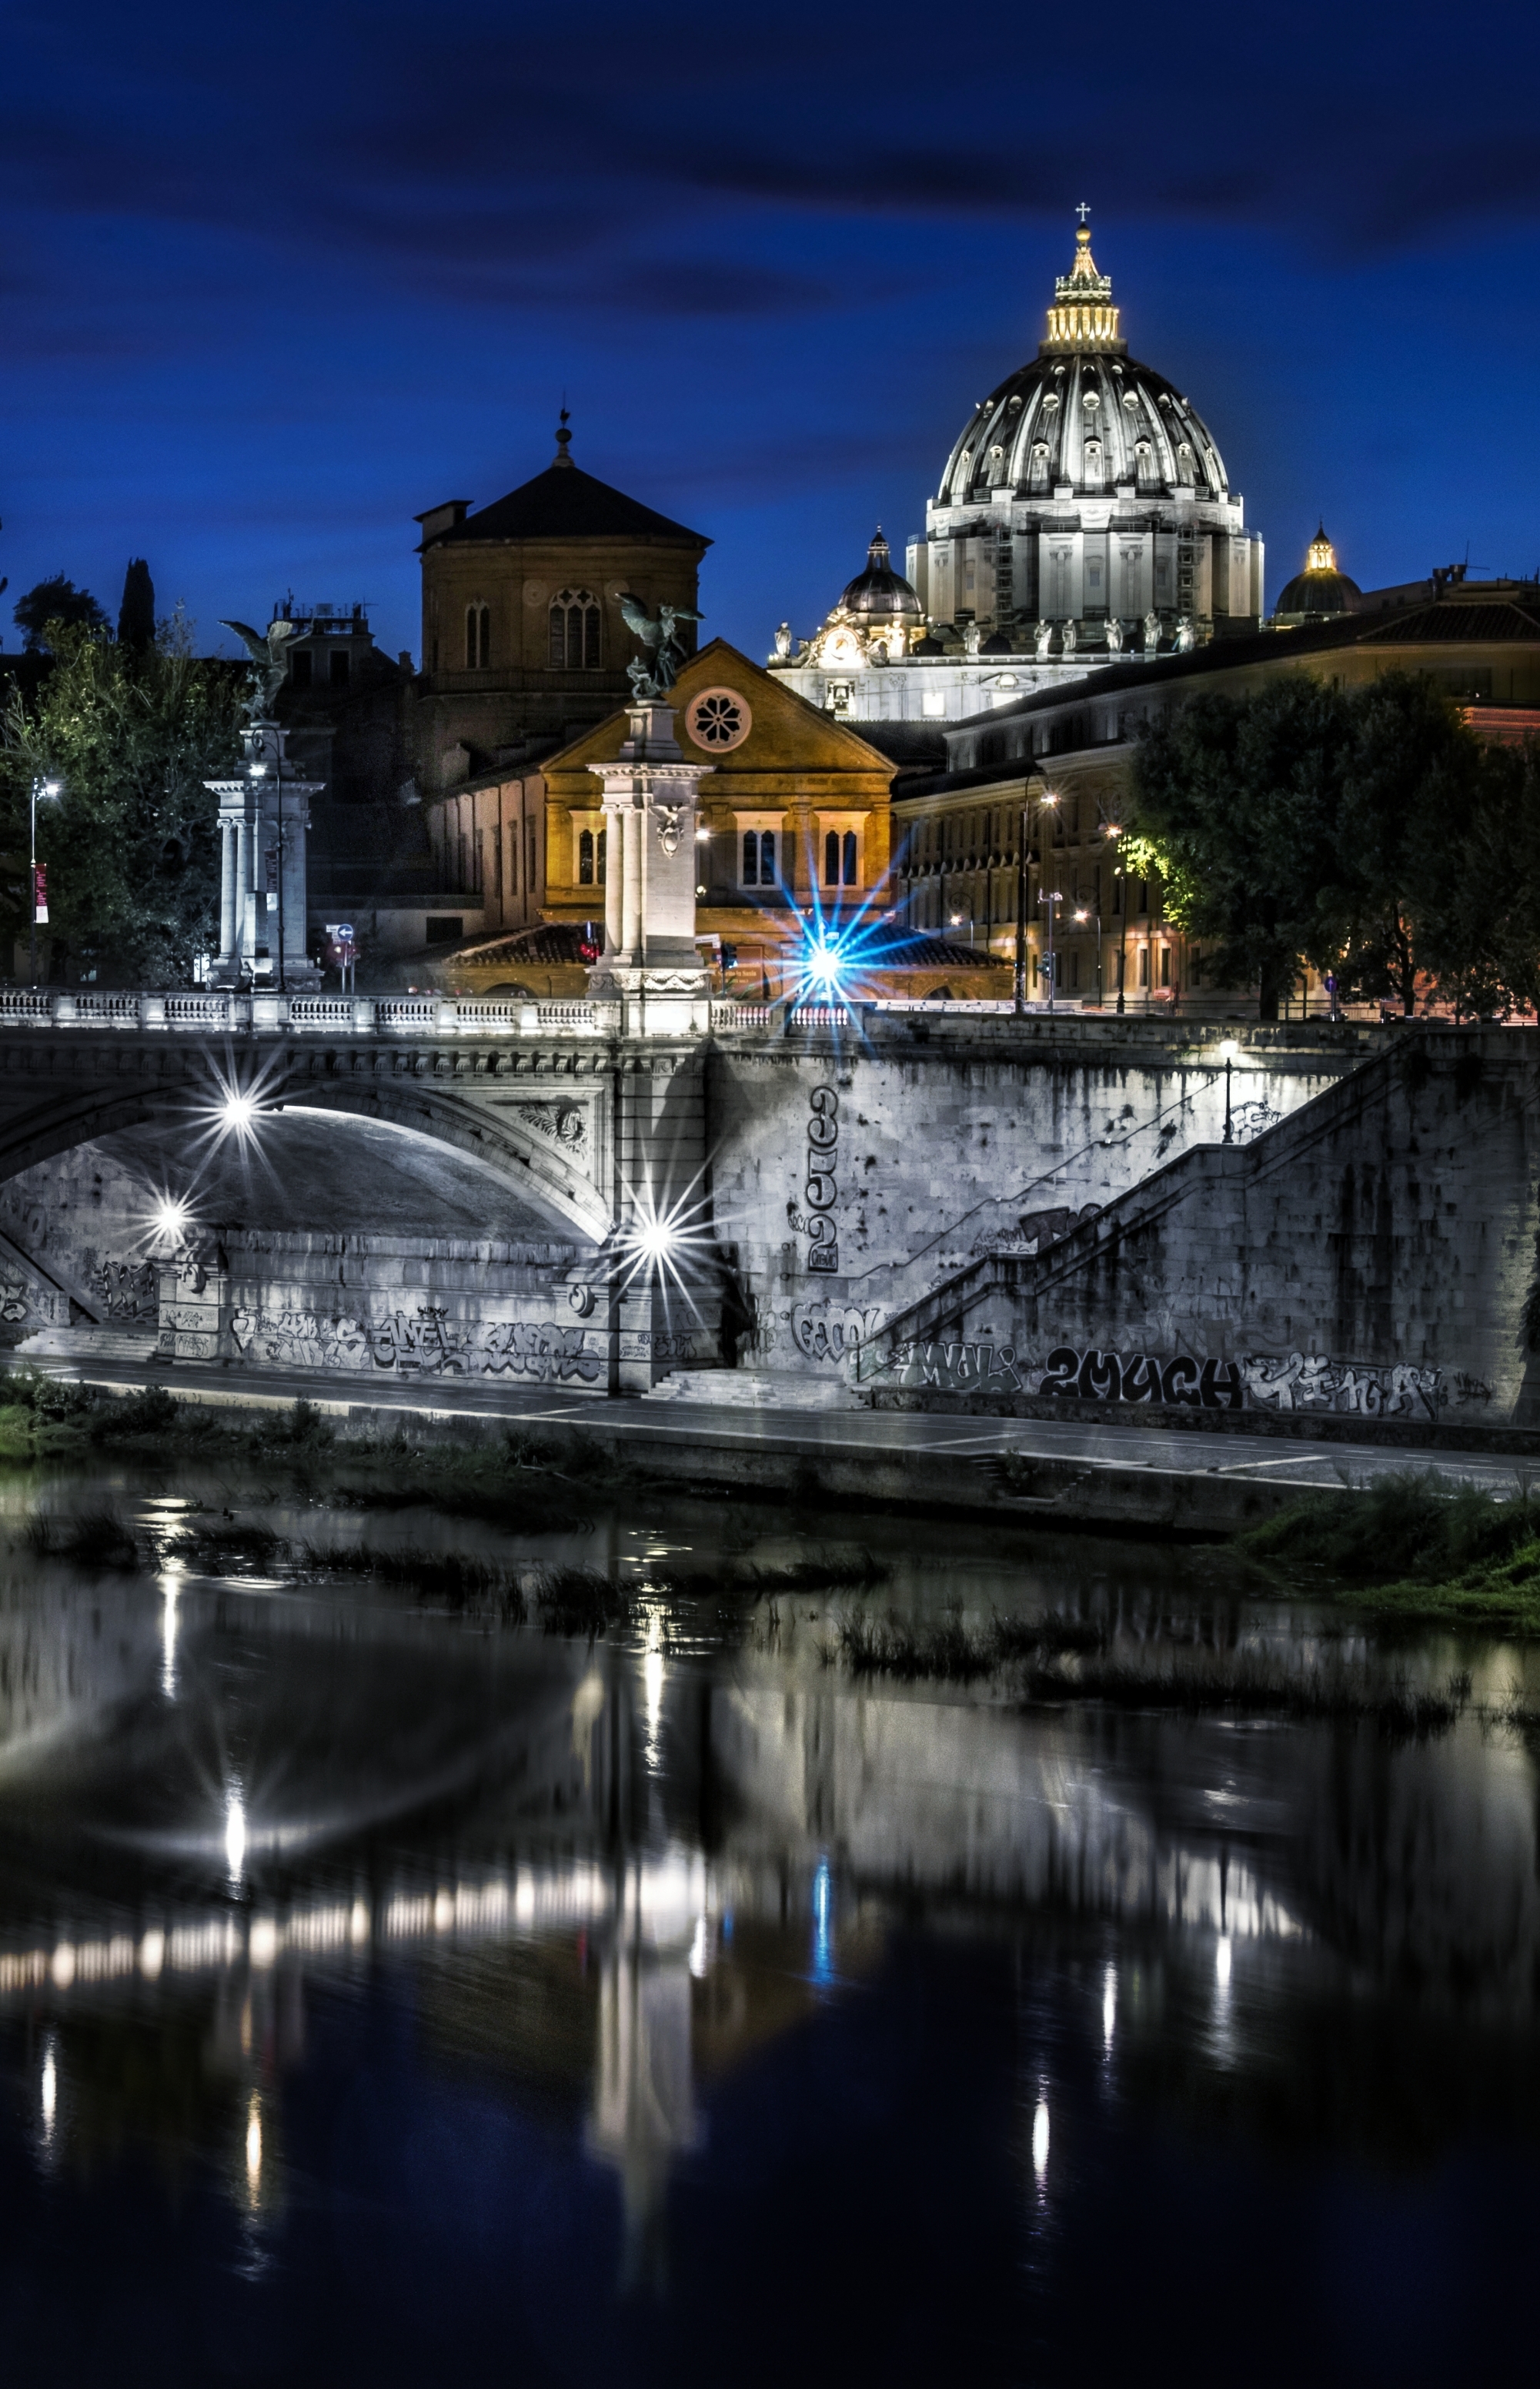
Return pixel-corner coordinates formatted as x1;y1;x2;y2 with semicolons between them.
0;1064;612;1245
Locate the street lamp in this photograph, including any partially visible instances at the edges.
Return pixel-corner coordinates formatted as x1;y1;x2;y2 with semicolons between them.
1037;887;1063;1011
1221;1037;1237;1143
29;776;62;987
1014;789;1059;1013
1073;904;1104;1006
1103;820;1127;1016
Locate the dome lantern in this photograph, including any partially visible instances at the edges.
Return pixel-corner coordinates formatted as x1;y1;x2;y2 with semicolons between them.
1273;524;1361;626
1042;216;1125;354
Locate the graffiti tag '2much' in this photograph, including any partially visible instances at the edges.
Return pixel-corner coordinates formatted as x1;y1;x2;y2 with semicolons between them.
805;1086;839;1273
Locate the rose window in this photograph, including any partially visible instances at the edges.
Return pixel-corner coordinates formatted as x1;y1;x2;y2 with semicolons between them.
687;688;752;751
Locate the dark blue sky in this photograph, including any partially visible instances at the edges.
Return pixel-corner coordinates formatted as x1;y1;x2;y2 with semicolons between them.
3;0;1538;666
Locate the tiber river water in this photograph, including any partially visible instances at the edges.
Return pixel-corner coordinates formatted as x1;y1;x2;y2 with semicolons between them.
0;1457;1538;2387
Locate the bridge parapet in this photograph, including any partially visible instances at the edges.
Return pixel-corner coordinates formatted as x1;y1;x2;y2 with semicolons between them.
0;988;610;1038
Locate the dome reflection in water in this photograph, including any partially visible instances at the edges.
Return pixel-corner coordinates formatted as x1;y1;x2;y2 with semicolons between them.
0;1466;1537;2384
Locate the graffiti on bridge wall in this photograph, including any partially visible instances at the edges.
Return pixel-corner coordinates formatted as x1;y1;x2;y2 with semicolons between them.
229;1306;604;1383
871;1338;1458;1415
1041;1345;1447;1417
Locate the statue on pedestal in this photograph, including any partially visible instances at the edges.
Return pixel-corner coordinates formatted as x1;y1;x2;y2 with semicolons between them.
620;599;704;700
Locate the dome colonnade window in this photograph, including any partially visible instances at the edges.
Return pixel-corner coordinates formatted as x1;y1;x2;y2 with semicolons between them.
464;604;490;670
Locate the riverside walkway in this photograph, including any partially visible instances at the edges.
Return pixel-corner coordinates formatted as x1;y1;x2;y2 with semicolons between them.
20;1347;1531;1532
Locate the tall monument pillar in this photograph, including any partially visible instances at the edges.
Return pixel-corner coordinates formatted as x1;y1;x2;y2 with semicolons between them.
586;700;713;1037
209;619;324;990
205;720;323;991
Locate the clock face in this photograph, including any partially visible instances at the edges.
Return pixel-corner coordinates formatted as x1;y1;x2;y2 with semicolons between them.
686;688;752;752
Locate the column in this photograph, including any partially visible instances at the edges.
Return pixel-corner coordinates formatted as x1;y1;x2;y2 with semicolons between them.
219;819;236;960
234;816;250;971
620;789;644;961
602;795;623;957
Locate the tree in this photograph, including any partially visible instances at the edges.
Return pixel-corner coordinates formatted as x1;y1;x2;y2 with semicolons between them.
0;612;243;984
1128;676;1354;1017
117;558;156;655
1131;670;1538;1018
12;575;109;651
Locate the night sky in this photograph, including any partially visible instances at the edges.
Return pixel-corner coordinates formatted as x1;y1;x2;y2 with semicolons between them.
3;0;1537;667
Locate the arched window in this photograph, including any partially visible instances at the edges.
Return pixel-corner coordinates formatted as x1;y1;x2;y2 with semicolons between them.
742;830;776;887
550;589;601;670
823;830;859;887
465;605;489;669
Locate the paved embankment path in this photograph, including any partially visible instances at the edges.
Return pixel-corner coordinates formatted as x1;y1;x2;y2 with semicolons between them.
19;1350;1535;1534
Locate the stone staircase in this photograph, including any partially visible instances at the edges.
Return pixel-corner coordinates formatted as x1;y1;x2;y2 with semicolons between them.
643;1368;860;1411
15;1325;165;1367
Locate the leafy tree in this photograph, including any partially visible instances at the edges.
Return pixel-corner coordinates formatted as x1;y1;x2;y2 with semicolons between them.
12;575;109;651
0;612;243;984
117;558;156;655
1129;669;1532;1018
1127;676;1354;1017
1328;674;1488;1014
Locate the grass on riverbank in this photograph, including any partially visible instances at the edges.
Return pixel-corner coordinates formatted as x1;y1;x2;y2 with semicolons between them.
1241;1472;1540;1632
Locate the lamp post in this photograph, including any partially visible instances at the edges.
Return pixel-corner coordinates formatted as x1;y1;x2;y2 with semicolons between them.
1103;820;1127;1016
29;776;62;987
1073;904;1104;1007
1013;789;1059;1013
1037;886;1062;1011
1221;1040;1236;1143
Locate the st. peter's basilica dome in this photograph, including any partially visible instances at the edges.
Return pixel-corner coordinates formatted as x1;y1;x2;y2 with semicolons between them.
936;225;1232;511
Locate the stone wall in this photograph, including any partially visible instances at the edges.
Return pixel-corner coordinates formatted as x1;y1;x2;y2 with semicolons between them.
859;1031;1540;1428
708;1016;1368;1380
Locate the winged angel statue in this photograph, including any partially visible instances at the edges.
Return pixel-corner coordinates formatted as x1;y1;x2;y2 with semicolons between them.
221;617;299;722
618;598;703;700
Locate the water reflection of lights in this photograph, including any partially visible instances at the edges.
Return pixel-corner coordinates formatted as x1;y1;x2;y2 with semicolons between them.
40;2039;57;2140
688;1914;710;1979
1032;2095;1051;2180
812;1857;833;1983
160;1566;181;1699
225;1786;248;1887
245;2093;262;2204
1215;1934;1233;1991
643;1612;665;1770
1102;1964;1117;2055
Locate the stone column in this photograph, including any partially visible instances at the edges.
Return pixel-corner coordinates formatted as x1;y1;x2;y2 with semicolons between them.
234;817;250;963
602;797;624;958
219;820;237;962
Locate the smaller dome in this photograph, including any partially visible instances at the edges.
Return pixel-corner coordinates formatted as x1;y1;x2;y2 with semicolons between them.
1274;523;1362;625
840;530;923;624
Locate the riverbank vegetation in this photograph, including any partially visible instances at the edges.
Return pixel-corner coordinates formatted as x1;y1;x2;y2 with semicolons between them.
1240;1472;1540;1632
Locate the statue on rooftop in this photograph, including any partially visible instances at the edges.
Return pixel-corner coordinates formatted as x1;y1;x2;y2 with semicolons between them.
222;617;299;723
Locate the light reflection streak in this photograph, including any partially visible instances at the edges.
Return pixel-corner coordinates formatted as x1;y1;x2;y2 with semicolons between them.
225;1785;247;1887
1032;2094;1050;2180
812;1857;833;1983
40;2039;57;2141
245;2093;262;2204
161;1569;181;1699
1102;1963;1117;2054
643;1612;665;1771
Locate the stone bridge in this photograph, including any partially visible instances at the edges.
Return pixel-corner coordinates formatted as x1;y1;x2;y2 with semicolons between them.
0;984;1411;1408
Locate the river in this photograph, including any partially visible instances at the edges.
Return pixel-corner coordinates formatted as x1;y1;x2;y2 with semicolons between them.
0;1455;1536;2384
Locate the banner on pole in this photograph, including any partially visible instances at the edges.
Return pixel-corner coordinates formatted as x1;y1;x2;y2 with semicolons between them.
32;866;47;925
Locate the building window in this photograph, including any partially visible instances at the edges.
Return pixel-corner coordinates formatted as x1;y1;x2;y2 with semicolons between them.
742;830;776;887
492;827;503;899
822;829;858;887
290;649;313;689
579;830;595;885
1160;944;1171;987
1138;944;1150;987
456;831;467;892
329;646;350;687
527;821;537;893
550;589;600;670
686;688;751;751
465;605;489;670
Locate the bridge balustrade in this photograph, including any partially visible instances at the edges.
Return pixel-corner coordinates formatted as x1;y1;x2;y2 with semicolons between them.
0;989;607;1037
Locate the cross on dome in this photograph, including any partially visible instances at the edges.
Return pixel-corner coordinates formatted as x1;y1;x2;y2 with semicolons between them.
1075;201;1091;223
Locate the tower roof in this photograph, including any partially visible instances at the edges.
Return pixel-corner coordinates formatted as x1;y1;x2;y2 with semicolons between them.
421;421;709;551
